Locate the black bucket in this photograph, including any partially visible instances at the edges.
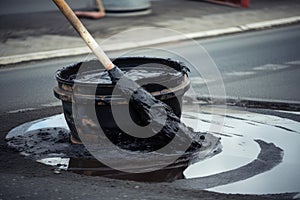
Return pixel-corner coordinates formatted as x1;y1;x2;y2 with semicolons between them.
54;57;190;145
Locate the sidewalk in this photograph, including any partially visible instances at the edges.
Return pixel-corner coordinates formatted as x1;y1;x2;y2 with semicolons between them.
0;0;300;65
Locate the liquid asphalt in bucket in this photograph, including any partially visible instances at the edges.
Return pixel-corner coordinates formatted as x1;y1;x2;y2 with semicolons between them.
5;107;300;194
68;67;181;84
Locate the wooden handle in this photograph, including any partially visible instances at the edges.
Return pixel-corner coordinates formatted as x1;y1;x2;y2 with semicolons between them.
96;0;105;13
53;0;114;70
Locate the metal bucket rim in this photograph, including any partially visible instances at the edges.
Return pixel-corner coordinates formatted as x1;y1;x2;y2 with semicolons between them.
55;57;189;87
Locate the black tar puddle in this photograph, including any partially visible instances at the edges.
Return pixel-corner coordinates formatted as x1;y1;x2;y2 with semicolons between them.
5;114;221;182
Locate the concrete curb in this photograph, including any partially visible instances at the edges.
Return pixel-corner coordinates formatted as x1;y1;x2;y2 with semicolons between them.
1;16;300;66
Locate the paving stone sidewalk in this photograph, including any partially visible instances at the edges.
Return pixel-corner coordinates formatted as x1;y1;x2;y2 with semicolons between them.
0;0;299;60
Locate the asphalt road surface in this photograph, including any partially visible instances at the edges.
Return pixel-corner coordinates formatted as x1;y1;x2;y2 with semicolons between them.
0;24;300;113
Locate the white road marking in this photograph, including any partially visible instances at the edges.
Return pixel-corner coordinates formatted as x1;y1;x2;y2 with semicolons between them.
7;108;38;114
190;77;211;85
275;110;300;115
6;102;61;114
223;71;256;76
286;60;300;66
253;64;289;71
37;157;70;170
